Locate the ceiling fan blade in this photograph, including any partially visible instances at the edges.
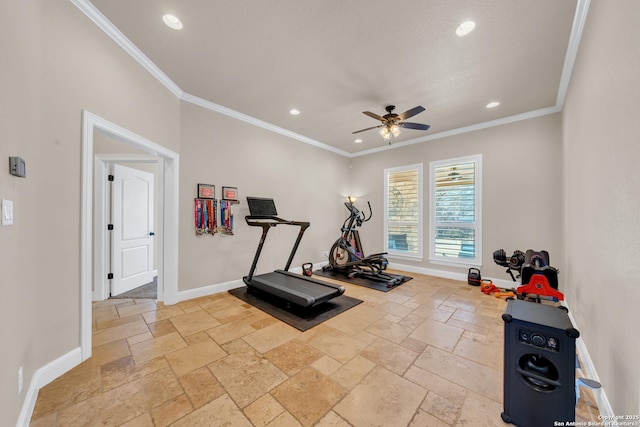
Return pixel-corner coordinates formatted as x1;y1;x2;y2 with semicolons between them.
352;125;383;134
363;111;386;121
400;122;431;131
398;106;426;121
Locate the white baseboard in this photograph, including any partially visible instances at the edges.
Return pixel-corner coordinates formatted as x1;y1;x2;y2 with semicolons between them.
389;262;517;290
28;264;610;427
174;262;331;303
563;301;614;418
16;347;82;427
175;279;244;303
390;262;612;419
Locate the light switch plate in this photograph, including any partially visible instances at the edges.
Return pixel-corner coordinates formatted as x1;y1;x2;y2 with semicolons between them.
2;199;14;226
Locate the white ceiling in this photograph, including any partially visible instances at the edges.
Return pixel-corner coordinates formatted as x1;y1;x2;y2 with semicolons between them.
81;0;586;156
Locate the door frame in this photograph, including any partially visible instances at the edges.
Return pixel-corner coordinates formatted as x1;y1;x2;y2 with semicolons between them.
81;110;179;361
94;155;160;301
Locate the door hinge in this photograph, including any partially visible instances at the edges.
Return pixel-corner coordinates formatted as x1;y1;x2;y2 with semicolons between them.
108;174;114;181
107;273;114;280
107;224;113;230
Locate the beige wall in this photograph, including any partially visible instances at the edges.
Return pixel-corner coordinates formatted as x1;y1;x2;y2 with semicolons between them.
562;0;640;414
0;0;180;424
0;0;43;422
3;0;639;424
350;113;564;280
178;102;350;291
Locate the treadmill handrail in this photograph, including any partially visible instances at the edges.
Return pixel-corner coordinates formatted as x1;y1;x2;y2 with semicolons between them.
245;215;310;280
246;215;309;228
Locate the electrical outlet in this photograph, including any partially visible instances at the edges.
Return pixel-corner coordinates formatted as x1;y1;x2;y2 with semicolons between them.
18;367;23;394
322;251;329;258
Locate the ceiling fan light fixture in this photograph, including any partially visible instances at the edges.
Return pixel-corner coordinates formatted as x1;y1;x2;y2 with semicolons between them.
379;126;391;140
162;14;183;30
354;105;428;143
456;20;476;36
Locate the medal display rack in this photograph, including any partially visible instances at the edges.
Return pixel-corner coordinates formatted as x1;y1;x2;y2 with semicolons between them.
194;198;217;236
194;185;239;236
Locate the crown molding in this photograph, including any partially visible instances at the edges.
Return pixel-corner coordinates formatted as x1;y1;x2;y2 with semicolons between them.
72;0;589;159
556;0;590;109
180;93;351;157
351;105;562;157
70;0;183;98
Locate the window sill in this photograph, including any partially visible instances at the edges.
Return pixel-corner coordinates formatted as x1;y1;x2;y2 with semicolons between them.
429;257;481;269
387;252;423;262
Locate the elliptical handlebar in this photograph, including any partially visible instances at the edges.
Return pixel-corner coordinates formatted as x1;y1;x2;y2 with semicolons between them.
344;199;373;228
363;201;373;222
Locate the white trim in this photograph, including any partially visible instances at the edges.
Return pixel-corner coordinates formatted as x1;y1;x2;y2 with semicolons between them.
176;279;244;303
71;0;590;159
556;0;591;109
80;112;94;361
181;93;352;157
429;154;482;266
428;258;482;269
93;155;163;301
352;0;590;158
391;262;468;282
563;301;615;419
392;261;613;420
383;163;424;259
388;262;494;285
386;253;424;263
93;155;109;301
351;106;561;157
68;0;352;157
70;0;182;98
390;261;519;291
16;348;82;427
81;111;180;361
174;261;331;303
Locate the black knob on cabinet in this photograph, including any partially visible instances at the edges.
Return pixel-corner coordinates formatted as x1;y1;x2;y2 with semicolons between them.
531;334;545;347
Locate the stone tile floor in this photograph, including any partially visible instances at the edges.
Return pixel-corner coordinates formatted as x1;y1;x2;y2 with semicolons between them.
30;271;600;426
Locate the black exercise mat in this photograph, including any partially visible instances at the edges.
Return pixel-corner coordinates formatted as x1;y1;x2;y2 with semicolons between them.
313;269;412;292
228;287;363;331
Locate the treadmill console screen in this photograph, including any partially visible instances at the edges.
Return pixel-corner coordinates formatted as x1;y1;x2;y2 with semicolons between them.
247;197;278;217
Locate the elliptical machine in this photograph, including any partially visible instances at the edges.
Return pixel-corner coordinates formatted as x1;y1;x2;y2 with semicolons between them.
323;198;402;287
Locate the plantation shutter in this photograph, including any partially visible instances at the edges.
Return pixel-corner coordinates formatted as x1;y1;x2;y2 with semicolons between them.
431;157;480;263
385;165;422;257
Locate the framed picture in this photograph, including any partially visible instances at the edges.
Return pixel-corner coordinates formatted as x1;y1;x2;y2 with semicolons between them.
197;183;215;199
222;186;238;202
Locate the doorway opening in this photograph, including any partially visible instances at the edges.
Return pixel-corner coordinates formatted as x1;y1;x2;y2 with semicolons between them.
80;111;179;361
94;156;160;301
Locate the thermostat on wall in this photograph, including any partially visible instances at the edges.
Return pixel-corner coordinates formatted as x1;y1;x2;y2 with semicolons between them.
9;157;26;178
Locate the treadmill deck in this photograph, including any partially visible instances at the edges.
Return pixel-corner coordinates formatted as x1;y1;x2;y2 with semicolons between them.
244;270;344;308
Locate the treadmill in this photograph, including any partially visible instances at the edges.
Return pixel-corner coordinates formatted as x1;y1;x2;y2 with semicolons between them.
243;197;345;308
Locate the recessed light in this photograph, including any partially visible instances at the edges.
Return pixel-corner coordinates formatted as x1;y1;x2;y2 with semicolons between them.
354;139;363;143
162;14;183;30
486;101;500;109
289;108;300;115
456;20;476;36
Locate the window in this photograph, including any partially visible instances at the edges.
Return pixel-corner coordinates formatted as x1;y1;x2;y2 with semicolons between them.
384;164;423;259
429;155;482;266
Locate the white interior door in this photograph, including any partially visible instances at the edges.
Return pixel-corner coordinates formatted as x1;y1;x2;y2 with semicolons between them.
111;163;154;296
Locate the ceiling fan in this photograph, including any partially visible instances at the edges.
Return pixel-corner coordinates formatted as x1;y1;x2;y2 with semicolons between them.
353;105;431;142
